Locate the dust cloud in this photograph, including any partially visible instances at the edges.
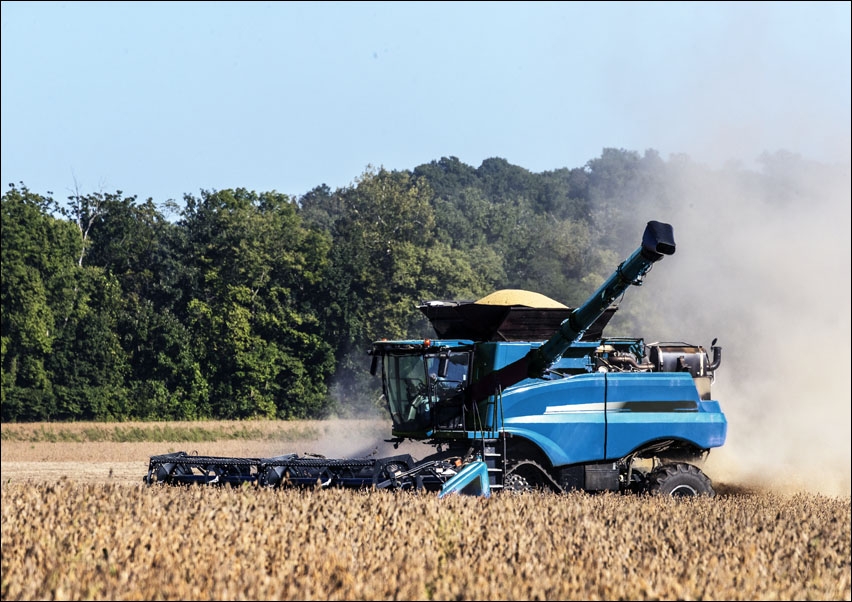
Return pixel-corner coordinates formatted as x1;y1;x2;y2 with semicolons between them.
314;155;852;498
278;418;436;462
627;154;851;497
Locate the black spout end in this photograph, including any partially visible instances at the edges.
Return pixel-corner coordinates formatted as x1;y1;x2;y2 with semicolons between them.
641;221;676;260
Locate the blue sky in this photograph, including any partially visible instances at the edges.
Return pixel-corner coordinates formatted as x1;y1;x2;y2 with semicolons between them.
2;1;850;203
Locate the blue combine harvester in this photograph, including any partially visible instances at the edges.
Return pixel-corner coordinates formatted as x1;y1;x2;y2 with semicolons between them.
146;221;726;497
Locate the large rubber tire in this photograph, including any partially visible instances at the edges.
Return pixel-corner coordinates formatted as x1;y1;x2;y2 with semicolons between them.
646;462;715;498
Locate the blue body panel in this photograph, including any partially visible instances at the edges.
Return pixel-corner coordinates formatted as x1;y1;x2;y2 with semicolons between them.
499;371;727;467
437;460;491;498
500;374;606;465
603;373;727;458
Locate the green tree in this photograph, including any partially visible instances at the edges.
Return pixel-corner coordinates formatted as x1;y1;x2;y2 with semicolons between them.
1;185;79;420
47;268;131;420
178;188;335;419
412;156;480;200
476;157;540;204
82;194;204;419
537;166;591;221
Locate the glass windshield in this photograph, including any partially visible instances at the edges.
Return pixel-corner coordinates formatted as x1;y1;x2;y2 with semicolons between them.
383;351;470;432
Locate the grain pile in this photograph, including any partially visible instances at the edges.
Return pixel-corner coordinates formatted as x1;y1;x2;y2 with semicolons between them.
2;481;849;601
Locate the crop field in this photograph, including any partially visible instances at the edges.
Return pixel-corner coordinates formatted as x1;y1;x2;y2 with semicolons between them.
1;421;850;601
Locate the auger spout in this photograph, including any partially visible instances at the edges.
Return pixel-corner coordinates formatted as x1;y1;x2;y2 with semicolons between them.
465;220;675;402
526;220;675;377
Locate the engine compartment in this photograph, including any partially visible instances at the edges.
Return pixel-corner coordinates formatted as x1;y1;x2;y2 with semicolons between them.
594;340;721;379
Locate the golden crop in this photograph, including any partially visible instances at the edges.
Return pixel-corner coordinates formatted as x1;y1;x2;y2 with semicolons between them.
1;481;849;601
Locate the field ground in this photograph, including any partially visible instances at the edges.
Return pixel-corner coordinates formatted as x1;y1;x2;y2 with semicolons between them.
2;420;850;601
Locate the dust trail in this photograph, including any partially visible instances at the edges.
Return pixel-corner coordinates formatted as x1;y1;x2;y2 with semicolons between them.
311;156;851;497
278;418;436;462
625;155;851;497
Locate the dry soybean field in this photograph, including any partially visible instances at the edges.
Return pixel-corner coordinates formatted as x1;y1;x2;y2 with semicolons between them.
2;421;850;601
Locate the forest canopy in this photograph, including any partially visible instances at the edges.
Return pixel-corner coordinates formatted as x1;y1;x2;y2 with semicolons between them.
1;148;839;421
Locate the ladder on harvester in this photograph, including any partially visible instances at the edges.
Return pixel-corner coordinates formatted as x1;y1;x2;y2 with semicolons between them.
437;389;506;498
478;386;506;490
482;438;504;491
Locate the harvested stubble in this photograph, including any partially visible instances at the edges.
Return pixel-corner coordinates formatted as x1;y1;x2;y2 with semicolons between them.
1;480;849;601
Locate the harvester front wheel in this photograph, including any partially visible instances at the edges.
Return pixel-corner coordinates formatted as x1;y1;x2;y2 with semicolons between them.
646;462;715;498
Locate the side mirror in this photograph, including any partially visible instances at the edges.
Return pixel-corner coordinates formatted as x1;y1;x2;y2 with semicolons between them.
438;356;449;378
370;354;379;376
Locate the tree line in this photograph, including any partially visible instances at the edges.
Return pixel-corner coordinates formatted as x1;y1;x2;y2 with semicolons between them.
1;149;823;422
